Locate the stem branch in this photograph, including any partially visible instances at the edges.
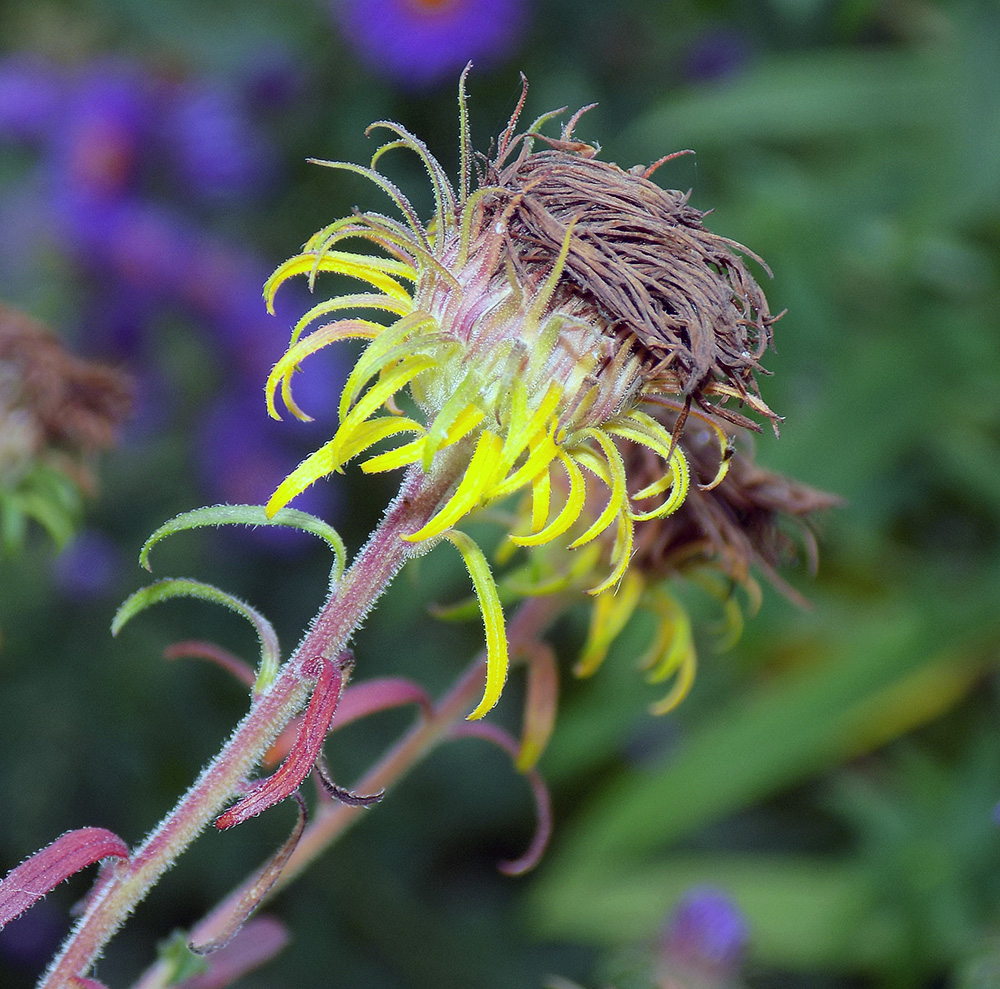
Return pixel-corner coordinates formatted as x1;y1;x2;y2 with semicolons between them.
39;464;457;989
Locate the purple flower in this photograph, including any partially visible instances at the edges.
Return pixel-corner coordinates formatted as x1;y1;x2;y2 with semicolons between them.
658;886;749;981
685;29;752;83
0;54;63;144
332;0;528;88
49;60;156;203
163;81;276;201
57;196;194;300
52;529;126;601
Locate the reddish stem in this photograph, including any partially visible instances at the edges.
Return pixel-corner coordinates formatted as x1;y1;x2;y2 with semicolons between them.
39;462;458;988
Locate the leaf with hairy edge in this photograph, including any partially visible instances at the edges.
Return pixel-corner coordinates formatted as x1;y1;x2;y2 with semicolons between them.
139;504;347;588
112;579;281;693
175;917;289;989
191;796;306;954
215;654;348;830
0;828;129;928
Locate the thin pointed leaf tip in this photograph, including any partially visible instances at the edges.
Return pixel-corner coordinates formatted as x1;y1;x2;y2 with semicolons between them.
264;74;786;717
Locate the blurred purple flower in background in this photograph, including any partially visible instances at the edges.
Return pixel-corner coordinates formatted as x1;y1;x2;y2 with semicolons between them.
0;50;347;547
52;529;126;601
332;0;528;88
684;28;752;83
50;60;154;205
163;81;276;201
657;886;749;986
0;55;62;143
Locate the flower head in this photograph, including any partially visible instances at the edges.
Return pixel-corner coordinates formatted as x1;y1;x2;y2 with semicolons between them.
264;73;780;717
0;303;131;551
333;0;527;88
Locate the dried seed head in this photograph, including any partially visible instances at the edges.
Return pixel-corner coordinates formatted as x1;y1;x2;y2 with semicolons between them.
481;116;780;430
0;303;131;490
263;72;790;717
625;410;842;599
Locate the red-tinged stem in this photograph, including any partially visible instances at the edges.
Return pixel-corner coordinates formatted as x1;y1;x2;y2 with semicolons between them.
40;463;458;989
165;594;564;959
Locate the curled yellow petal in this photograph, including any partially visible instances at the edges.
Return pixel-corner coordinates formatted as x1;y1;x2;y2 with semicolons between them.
585;509;634;597
441;529;509;720
333;355;437;461
336;416;424;465
266;440;342;517
405;431;503;542
287;293;410;349
649;650;697;716
575;570;643;677
338;313;436;421
361;436;427;474
266;321;381;421
569;430;627;548
509;453;585;547
529;465;551;534
264;251;415;311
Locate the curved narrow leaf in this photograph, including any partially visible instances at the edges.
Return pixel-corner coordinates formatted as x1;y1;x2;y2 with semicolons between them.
0;828;129;929
332;677;433;729
112;579;280;693
176;917;289;989
215;654;348;829
191;796;306;955
450;722;552;875
139;505;347;588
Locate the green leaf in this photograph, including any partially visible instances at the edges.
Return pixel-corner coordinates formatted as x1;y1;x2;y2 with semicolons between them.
539;596;987;874
528;853;905;973
112;578;280;692
621;50;948;156
139;504;347;587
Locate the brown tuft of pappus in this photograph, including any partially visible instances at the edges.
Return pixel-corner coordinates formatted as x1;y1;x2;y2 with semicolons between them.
625;408;842;603
0;303;132;491
476;107;780;432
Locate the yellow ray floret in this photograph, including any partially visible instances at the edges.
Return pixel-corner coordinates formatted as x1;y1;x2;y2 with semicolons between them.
641;588;698;715
441;529;508;720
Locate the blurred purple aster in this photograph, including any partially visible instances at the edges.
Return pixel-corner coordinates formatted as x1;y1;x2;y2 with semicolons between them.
162;81;276;201
52;529;125;601
0;54;63;144
684;29;751;83
658;886;749;982
333;0;527;88
48;60;156;204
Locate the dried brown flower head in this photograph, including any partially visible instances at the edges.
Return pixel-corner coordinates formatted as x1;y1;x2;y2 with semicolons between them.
626;409;842;603
482;105;779;431
0;303;131;491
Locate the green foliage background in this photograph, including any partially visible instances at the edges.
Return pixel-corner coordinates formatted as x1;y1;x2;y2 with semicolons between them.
1;1;999;987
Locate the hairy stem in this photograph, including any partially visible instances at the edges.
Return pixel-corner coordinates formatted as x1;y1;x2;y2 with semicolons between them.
132;595;563;989
39;463;459;989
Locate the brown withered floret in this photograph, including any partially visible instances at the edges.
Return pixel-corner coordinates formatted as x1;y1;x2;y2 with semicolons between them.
625;411;841;603
479;108;779;432
0;303;132;490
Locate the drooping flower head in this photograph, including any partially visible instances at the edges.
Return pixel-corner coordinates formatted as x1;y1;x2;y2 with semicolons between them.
264;71;779;718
